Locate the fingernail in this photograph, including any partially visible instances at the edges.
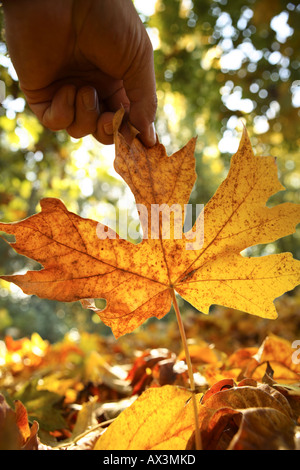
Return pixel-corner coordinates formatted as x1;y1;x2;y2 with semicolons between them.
148;122;156;146
104;122;113;135
82;88;97;111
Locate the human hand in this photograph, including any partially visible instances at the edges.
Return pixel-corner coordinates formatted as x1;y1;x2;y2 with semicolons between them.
2;0;157;146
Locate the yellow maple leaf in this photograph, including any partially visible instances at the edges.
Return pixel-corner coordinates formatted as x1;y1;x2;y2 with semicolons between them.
0;110;299;338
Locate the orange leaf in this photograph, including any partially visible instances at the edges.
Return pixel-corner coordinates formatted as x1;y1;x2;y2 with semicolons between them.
0;394;39;450
249;334;300;383
0;109;299;337
15;400;31;442
201;378;236;404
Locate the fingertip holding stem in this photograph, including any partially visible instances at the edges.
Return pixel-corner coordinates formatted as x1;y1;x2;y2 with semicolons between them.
139;122;157;147
148;122;157;146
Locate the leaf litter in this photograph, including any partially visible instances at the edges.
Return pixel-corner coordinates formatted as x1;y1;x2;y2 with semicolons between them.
1;298;300;450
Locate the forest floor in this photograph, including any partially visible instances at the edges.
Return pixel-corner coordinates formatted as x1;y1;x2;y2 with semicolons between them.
0;287;300;450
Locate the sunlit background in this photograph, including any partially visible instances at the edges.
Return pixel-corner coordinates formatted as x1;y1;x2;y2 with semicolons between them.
0;0;299;342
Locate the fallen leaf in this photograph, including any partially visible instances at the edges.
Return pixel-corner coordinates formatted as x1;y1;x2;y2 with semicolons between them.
198;381;296;450
256;334;300;377
178;340;225;365
0;109;299;338
201;378;236;404
94;379;298;450
0;394;39;450
228;407;296;450
127;348;178;394
202;382;294;419
93;384;198;450
198;405;296;450
240;334;300;383
70;396;99;440
3;333;49;375
197;407;241;450
13;379;67;432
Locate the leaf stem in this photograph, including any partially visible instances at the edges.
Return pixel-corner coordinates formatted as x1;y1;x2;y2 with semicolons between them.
170;288;202;451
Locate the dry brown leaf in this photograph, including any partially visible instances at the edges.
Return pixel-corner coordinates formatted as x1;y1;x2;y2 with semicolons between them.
197;381;296;450
228;407;296;450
